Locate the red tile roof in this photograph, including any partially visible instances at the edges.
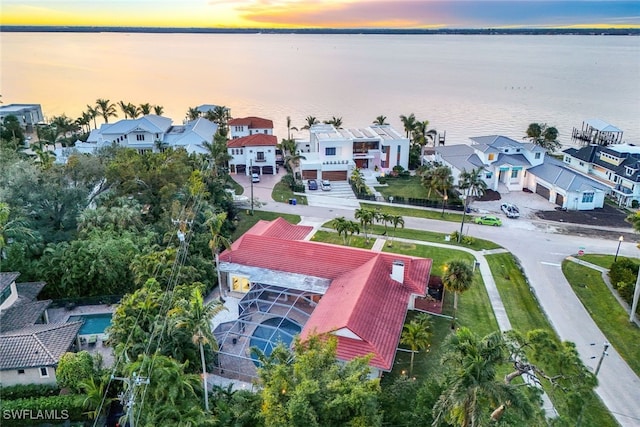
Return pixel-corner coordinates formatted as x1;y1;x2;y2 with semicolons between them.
227;134;277;148
220;219;432;372
228;116;274;129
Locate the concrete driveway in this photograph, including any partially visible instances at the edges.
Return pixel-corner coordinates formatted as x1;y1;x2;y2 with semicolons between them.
472;191;557;219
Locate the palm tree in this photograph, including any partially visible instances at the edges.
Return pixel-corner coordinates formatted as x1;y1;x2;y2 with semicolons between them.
173;287;226;412
332;217;360;245
0;203;36;266
413;120;438;158
153;105;164;116
377;211;393;236
283;150;306;177
355;207;376;242
323;116;343;128
399;113;417;139
95;98;117;124
118;101;130;119
301;115;320;130
457;167;487;241
286;116;298;140
525;122;560;152
442;260;474;329
205;211;232;295
206;105;231;136
126;103;141;119
389;215;404;247
627;211;640;232
350;168;366;194
400;316;432;375
373;115;388;125
139;103;152;115
80;377;113;420
431;165;453;216
186;107;201;121
85;105;99;129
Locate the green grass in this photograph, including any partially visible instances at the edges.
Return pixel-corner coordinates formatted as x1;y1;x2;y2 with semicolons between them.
374;176;430;199
230;210;301;241
310;230;374;249
360;202;467;223
272;180;308;205
562;260;640;377
485;253;617;426
578;254;635;270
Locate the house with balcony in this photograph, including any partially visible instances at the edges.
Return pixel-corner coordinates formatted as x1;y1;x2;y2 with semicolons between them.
434;135;607;210
0;272;81;386
227;133;278;175
214;218;432;379
299;124;409;181
228;117;274;139
563;143;640;208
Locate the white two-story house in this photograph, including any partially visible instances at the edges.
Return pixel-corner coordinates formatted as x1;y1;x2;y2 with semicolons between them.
435;135;607;210
228;117;274;139
563;143;640;208
227;134;279;175
299;124;409;181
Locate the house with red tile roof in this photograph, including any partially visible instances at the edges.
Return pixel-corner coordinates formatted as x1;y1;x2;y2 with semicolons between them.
227;133;278;176
216;218;432;378
229;116;274;139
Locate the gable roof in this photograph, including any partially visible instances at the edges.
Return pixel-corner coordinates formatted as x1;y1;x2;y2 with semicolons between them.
585;119;622;133
0;272;20;295
434;145;486;172
229;117;273;129
563;144;640;182
0;275;50;333
528;157;611;192
220;219;432;371
100;115;172;135
227;134;277;148
0;322;82;370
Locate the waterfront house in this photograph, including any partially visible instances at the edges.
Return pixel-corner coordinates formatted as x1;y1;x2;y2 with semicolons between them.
434;135;607;210
563;143;640;208
227;133;279;175
0;104;44;133
214;218;432;378
228;117;274;139
298;124;409;181
0;272;81;386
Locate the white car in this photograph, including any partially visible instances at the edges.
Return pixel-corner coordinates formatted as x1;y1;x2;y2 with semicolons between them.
321;179;331;191
251;173;260;183
500;203;520;218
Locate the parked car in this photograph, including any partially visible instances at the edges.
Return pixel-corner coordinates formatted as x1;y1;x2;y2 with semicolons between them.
500;203;520;218
308;179;318;190
251;173;260;183
474;215;502;226
321;179;331;191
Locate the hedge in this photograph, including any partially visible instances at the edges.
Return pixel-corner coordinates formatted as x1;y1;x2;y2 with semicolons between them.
0;384;60;400
0;395;87;426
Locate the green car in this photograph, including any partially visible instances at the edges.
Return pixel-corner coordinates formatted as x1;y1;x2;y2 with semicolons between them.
474;215;502;226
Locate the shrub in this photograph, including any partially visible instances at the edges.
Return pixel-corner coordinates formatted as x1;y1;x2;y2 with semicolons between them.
609;258;638;285
57;351;95;391
632;200;639;209
0;384;60;400
0;395;87;426
376;176;388;184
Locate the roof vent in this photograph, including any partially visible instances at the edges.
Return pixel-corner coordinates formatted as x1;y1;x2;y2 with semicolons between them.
391;260;405;284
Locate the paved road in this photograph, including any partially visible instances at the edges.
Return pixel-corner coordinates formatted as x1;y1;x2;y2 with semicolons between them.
235;174;640;426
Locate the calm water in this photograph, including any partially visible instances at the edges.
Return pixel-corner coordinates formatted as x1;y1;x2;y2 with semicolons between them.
2;32;639;145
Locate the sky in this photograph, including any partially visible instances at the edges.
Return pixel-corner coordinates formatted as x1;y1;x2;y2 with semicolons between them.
1;0;639;29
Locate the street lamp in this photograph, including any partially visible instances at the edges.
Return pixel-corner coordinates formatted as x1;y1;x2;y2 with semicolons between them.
441;194;448;217
250;158;254;215
614;236;623;262
591;342;610;376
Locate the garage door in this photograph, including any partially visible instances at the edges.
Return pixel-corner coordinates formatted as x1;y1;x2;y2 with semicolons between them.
555;193;564;206
302;170;317;180
262;166;274;174
236;164;246;174
536;184;550;199
322;171;348;181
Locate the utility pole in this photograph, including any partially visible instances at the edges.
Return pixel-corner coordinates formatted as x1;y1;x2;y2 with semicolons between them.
631;270;640;323
592;342;610;376
111;372;150;427
458;191;468;243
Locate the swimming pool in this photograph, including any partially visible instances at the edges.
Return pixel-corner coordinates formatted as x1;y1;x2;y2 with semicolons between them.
250;317;301;366
67;313;113;335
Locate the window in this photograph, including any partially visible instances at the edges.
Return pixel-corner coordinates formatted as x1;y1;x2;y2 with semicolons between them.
325;147;336;156
582;192;594;203
256;152;265;161
397;145;401;165
504;149;509;153
136;134;145;141
516;149;521;153
240;149;243;155
488;154;495;161
535;152;541;159
579;162;584;167
485;172;493;179
234;126;242;132
18;369;25;374
511;170;519;178
565;157;571;164
39;367;49;378
0;285;12;306
264;130;267;134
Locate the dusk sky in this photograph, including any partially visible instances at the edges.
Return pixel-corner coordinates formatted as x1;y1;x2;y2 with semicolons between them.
2;0;639;28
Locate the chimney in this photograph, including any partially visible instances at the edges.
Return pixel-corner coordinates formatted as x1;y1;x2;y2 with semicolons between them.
391;260;405;284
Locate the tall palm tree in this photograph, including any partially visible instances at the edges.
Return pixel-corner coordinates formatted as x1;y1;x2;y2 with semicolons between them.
399;113;417;139
350;168;366;194
457;167;487;241
153;105;164;116
0;203;36;266
525;122;560;151
332;217;360;246
283;151;306;177
85;105;99;129
126;103;141;119
95;98;117;124
373;115;388;125
205;211;232;295
431;165;454;215
442;260;474;329
389;215;404;247
207;105;231;136
355;207;376;242
286;115;298;140
323;116;343;128
173;287;226;412
186;106;201;121
118;101;130;119
400;316;432;375
139;103;152;115
301;115;320;130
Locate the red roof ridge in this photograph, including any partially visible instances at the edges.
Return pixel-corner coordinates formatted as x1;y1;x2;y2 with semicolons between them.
227;133;277;148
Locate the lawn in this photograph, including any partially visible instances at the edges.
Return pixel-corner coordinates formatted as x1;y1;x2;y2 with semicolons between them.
579;253;636;269
272;180;308;205
230;210;301;241
360;202;467;223
310;230;374;249
562;260;640;377
374;176;430;199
